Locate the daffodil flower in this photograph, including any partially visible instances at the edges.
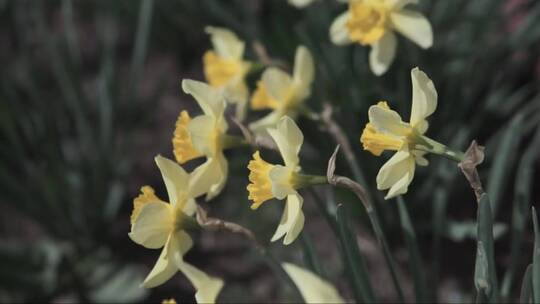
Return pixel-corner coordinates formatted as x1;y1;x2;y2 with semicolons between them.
247;116;326;245
173;79;243;200
282;263;345;303
360;67;462;199
330;0;433;75
203;26;251;120
249;46;314;133
129;156;223;303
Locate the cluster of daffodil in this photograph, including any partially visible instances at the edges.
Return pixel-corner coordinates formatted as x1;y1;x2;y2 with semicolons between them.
129;1;469;302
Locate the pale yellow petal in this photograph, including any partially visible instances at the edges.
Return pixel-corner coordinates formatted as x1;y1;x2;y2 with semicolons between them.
129;202;173;249
183;198;197;217
386;0;418;9
293;46;315;90
269;165;296;200
188;155;227;201
390;10;433;49
248;111;283;135
284;205;305;245
369;31;397;76
142;236;177;288
262;67;293;103
155;155;189;208
282;263;345;304
181;79;226;118
330;11;352;45
224;78;249;121
187;115;219;157
177;261;224;304
409;67;437;127
375;150;416;199
205;26;244;60
271;193;304;245
288;0;315;8
368;104;410;136
267;116;303;167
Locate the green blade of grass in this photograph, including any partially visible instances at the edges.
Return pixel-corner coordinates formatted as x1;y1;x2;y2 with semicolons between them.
336;204;376;303
299;232;324;278
397;197;427;303
486;113;524;215
532;207;540;303
501;124;540;299
519;264;533;303
475;194;498;302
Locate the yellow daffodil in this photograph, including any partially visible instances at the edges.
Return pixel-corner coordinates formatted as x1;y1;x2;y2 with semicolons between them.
330;0;433;75
173;79;240;201
249;46;314;134
203;26;251;120
361;67;463;199
162;299;176;304
247;116;325;245
129;155;223;303
282;263;345;303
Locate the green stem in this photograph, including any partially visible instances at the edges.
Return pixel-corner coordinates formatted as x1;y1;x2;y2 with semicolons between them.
221;134;250;149
295;174;328;188
417;136;465;162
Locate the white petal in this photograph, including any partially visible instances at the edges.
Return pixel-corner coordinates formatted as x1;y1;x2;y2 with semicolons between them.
292;46;315;90
141;236;177;288
282;263;345;304
262;67;293;102
248;111;284;135
271;194;304;245
269;165;296;200
142;231;193;288
409;67;437;127
267;116;303;167
224;79;249;121
188;154;228;201
375;151;416;199
182;79;226;118
288;0;315;8
284;207;305;245
205;26;244;60
177;261;224;304
368;104;410;136
183;198;197;217
376;150;413;190
329;11;352;45
188;115;219;157
390;10;433;49
129;202;172;249
386;0;418;9
155;155;189;207
369;32;397;76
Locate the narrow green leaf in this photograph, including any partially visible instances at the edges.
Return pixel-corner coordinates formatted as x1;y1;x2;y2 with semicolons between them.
129;0;154;104
501;124;540;299
487;113;524;215
336;204;375;303
475;194;498;302
519;264;533;303
532;207;540;304
397;197;427;303
299;232;324;278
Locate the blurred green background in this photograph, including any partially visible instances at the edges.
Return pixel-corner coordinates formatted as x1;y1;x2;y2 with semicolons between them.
0;0;539;303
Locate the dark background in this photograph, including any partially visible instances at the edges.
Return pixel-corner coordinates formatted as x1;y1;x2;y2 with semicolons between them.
0;0;539;302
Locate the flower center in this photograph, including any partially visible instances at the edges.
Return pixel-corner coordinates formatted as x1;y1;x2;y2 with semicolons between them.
250;81;299;113
203;51;244;87
173;111;203;164
346;1;388;45
247;151;277;209
360;122;405;156
131;186;164;225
